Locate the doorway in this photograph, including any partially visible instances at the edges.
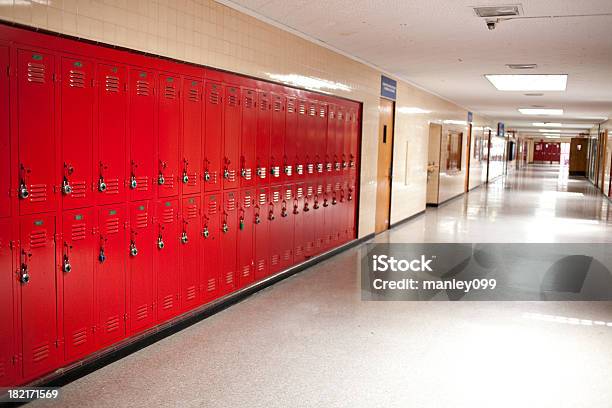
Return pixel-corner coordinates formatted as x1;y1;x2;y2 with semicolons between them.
375;98;395;233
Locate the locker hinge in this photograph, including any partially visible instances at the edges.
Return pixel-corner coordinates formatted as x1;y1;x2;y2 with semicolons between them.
91;78;97;88
124;313;128;321
55;339;61;348
5;65;10;77
124;221;129;229
11;355;18;365
9;240;16;250
52;73;58;82
54;233;62;243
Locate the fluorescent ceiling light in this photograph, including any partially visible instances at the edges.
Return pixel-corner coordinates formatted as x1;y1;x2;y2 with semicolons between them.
538;129;560;133
519;108;563;115
398;107;431;114
443;120;467;125
532;122;593;128
532;122;562;127
485;74;567;91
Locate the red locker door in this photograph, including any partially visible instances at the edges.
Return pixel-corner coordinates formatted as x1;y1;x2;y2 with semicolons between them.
181;196;200;311
220;190;238;294
284;97;297;182
223;85;240;189
280;184;295;269
268;185;282;274
295;99;308;180
334;105;344;175
155;199;180;322
204;82;222;191
349;108;359;174
240;88;257;188
17;49;56;215
293;183;306;263
128;201;155;334
302;184;316;257
0;47;10;217
96;204;127;348
157;74;180;197
326;104;337;177
348;177;357;240
256;91;271;184
315;103;328;178
0;219;15;386
270;93;285;182
62;208;95;362
312;183;325;255
254;187;269;280
306;101;318;179
342;107;351;176
97;64;127;205
60;57;95;209
237;189;255;288
19;214;58;380
181;79;203;195
128;68;156;200
322;180;333;250
201;193;221;301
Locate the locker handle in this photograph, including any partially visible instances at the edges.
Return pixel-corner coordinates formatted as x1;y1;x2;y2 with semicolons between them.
181;231;189;244
281;200;288;217
202;226;210;238
222;222;229;233
20;250;30;284
130;241;138;257
157;235;165;250
293;199;300;215
313;199;320;210
323;199;329;208
62;176;73;195
254;214;261;224
303;202;310;212
332;196;338;205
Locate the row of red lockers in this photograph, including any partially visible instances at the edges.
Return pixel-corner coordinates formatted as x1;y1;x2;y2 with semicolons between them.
0;25;361;387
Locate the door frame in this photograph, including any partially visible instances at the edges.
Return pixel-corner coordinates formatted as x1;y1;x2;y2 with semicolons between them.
375;97;395;233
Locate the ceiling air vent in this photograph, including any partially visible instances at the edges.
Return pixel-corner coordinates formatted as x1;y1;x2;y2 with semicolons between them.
473;5;522;18
506;64;537;69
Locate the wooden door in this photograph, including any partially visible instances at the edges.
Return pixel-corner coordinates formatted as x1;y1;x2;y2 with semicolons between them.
375;98;395;233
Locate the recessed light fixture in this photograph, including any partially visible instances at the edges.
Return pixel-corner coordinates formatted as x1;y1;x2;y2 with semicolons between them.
524;93;544;96
539;129;561;133
473;5;521;18
506;64;537;70
398;107;431;114
485;74;568;91
532;122;593;128
518;108;564;115
442;120;468;125
533;122;562;127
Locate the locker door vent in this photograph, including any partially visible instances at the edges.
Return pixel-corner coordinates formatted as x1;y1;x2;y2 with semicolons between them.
227;93;238;107
105;316;120;333
186;286;197;300
70;181;87;198
32;343;50;363
225;195;236;211
104;178;120;195
105;75;120;93
208;200;218;214
161;208;174;224
29;184;47;202
185;205;198;218
306;186;313;196
105;217;120;234
135;176;149;191
317;185;323;194
283;249;291;261
319;106;326;117
285;189;292;200
259;94;268;111
135;304;148;321
72;328;88;346
287;99;295;113
208;90;220;104
225;272;233;285
258;193;266;206
298;103;306;115
241;265;250;278
296;187;303;198
309;105;316;116
244;93;254;108
68;70;85;88
161;295;173;310
164;85;177;99
207;278;216;292
272;191;280;202
188;88;200;102
136;80;150;96
71;223;87;241
29;230;47;248
338;111;343;121
27;62;46;83
135;212;148;228
273;99;282;112
295;247;303;257
243;196;251;208
271;254;280;266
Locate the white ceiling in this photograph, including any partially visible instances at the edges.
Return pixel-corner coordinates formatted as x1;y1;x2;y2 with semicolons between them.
218;0;612;134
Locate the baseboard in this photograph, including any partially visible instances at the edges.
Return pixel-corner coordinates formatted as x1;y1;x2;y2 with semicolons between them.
10;233;374;393
389;210;425;229
426;191;465;208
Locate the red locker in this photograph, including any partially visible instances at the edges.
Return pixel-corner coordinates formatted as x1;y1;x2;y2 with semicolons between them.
181;79;203;195
0;46;10;217
284;97;297;182
220;190;238;294
333;105;344;175
155;199;180;322
96;64;127;205
62;208;95;362
307;183;321;256
204;82;222;191
254;187;269;280
336;106;347;173
325;104;337;177
347;177;357;240
339;179;350;243
280;184;294;269
269;93;285;182
295;99;308;180
293;183;306;263
240;88;257;188
96;205;127;348
268;185;282;273
314;181;326;253
342;107;351;176
322;180;334;250
128;68;156;200
256;91;271;184
181;196;200;310
223;85;241;189
201;193;221;301
19;214;58;380
237;189;255;288
0;218;15;386
60;57;95;209
128;201;155;334
17;49;56;215
314;102;328;178
349;108;359;174
305;100;318;179
157;74;181;197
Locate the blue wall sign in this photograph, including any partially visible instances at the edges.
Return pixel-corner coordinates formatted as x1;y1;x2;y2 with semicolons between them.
467;111;473;123
381;75;397;101
497;122;505;136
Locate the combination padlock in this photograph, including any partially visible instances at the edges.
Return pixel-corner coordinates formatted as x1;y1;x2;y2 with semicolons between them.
182;171;189;184
130;242;138;257
181;231;188;244
222;223;229;233
157;236;165;250
239;218;245;230
204;171;211;181
62;256;72;273
158;173;165;185
99;248;106;263
62;178;73;195
20;264;30;284
223;169;230;179
202;227;210;238
19;182;29;199
268;211;275;221
281;208;288;218
98;177;107;192
130;176;138;189
255;215;261;224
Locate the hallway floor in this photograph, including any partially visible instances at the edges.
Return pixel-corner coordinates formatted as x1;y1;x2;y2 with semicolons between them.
32;165;612;408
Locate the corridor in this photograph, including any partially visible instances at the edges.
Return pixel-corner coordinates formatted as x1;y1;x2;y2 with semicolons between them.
30;165;612;408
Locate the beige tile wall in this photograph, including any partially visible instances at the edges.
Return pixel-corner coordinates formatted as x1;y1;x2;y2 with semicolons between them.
0;0;494;237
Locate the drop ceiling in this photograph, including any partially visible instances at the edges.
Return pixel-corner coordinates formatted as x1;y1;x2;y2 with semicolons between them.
218;0;612;134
